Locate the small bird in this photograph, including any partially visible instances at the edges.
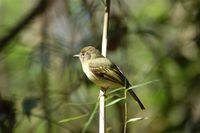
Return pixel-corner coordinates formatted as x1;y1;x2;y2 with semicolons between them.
74;46;145;110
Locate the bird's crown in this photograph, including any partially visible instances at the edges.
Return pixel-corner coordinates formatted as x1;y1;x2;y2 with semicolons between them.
80;46;101;55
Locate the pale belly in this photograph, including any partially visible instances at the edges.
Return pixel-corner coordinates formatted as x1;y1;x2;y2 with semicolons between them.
82;63;122;89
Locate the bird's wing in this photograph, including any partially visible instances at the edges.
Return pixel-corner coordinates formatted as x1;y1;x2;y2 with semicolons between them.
89;58;128;86
89;58;145;109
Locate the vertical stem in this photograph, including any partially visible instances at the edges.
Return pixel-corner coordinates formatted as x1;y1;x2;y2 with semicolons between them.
101;0;110;57
99;0;110;133
123;90;128;133
99;89;105;133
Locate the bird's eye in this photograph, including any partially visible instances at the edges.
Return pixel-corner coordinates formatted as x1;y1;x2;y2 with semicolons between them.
81;52;85;57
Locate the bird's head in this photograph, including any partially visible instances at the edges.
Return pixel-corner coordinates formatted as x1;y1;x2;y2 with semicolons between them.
73;46;102;62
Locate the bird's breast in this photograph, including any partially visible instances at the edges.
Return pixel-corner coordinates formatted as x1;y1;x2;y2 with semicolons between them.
82;62;96;81
81;62;122;89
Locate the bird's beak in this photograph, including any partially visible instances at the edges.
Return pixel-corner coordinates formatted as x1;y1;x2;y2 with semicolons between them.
73;54;80;58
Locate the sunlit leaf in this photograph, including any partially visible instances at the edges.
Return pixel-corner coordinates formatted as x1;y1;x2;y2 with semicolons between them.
59;113;89;123
107;80;159;96
126;117;149;124
107;87;125;95
82;102;99;133
127;80;159;91
106;97;126;107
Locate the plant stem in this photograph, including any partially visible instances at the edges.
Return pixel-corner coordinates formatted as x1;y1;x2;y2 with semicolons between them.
123;89;128;133
99;0;110;133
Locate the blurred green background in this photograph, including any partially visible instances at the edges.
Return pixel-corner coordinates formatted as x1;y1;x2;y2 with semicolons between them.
0;0;200;133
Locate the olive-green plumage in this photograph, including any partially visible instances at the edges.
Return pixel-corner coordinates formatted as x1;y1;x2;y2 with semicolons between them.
74;46;145;110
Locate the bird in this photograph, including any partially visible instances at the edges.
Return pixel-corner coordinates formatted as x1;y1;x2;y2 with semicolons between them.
74;46;145;110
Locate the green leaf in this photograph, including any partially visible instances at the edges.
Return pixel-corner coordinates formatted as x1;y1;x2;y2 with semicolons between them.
126;117;149;124
106;97;126;107
104;95;115;101
107;87;125;95
82;102;99;133
127;80;159;91
107;80;159;96
59;113;89;123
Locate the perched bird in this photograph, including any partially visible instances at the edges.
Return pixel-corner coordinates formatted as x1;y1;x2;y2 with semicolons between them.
74;46;145;110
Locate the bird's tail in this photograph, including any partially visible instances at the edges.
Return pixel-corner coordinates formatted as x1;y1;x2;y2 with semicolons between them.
125;79;145;110
128;89;145;110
